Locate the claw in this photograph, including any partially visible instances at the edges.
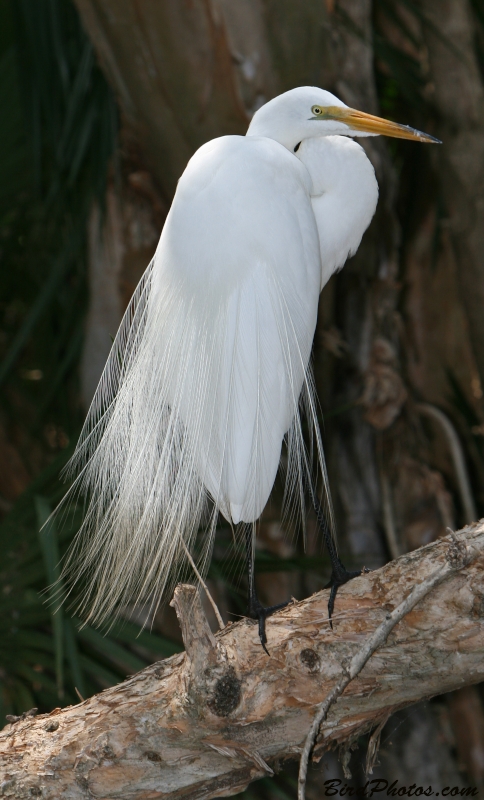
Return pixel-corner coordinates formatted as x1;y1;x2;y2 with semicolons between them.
327;584;337;629
248;597;289;655
325;558;361;627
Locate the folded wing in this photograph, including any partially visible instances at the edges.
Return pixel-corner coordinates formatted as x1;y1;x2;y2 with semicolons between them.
63;135;325;624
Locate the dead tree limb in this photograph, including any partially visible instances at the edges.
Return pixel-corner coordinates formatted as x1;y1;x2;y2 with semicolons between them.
1;524;484;799
297;528;473;799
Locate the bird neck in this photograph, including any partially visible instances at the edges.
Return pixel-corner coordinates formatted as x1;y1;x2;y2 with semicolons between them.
246;110;301;151
295;136;379;286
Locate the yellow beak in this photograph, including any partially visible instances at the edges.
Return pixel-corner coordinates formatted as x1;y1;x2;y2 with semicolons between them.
324;106;440;144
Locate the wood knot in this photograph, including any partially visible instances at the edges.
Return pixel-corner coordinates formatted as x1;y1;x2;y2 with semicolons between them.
144;750;162;762
207;667;241;717
300;648;320;673
44;720;59;732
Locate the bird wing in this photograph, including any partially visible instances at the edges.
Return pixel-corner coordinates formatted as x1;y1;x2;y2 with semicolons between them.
156;135;322;524
63;135;326;624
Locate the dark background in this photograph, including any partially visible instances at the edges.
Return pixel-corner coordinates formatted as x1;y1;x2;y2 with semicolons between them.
1;0;484;795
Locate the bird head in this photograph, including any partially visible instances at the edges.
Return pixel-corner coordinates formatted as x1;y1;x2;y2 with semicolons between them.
247;86;440;151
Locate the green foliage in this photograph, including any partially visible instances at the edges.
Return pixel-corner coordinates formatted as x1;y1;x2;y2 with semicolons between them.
0;0;181;725
0;448;181;721
0;0;116;431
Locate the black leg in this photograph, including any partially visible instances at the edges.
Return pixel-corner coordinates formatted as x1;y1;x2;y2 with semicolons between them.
308;479;361;627
245;527;289;655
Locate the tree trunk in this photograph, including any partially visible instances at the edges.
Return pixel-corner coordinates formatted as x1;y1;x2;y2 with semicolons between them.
0;525;483;799
73;0;335;201
420;0;484;391
318;0;398;568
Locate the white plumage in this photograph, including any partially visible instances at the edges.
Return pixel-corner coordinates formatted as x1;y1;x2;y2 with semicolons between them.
62;86;436;625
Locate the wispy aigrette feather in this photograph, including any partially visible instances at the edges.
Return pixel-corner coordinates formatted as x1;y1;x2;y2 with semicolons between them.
60;87;390;626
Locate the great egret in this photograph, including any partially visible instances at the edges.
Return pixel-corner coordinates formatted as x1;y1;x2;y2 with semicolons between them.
63;87;438;650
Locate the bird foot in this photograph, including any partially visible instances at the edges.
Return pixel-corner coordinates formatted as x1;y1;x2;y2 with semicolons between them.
325;559;365;628
248;596;290;655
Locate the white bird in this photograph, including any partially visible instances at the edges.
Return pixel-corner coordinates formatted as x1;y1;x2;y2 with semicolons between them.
63;87;438;648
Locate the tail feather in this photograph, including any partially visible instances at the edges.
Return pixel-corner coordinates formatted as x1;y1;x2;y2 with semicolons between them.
60;256;335;626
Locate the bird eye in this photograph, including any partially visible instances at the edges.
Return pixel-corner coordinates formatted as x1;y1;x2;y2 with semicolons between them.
312;105;323;115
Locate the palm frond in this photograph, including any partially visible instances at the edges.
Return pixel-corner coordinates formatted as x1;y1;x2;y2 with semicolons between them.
0;457;181;721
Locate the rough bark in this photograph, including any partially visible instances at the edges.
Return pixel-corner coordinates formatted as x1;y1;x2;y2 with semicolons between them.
322;0;399;568
80;189;124;409
80;177;163;409
1;524;483;799
420;0;484;391
72;0;245;199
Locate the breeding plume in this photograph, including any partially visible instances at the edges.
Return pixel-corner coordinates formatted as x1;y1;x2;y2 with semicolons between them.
64;87;438;649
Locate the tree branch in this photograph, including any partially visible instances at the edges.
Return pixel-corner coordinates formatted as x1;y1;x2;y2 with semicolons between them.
1;524;484;799
297;529;473;799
